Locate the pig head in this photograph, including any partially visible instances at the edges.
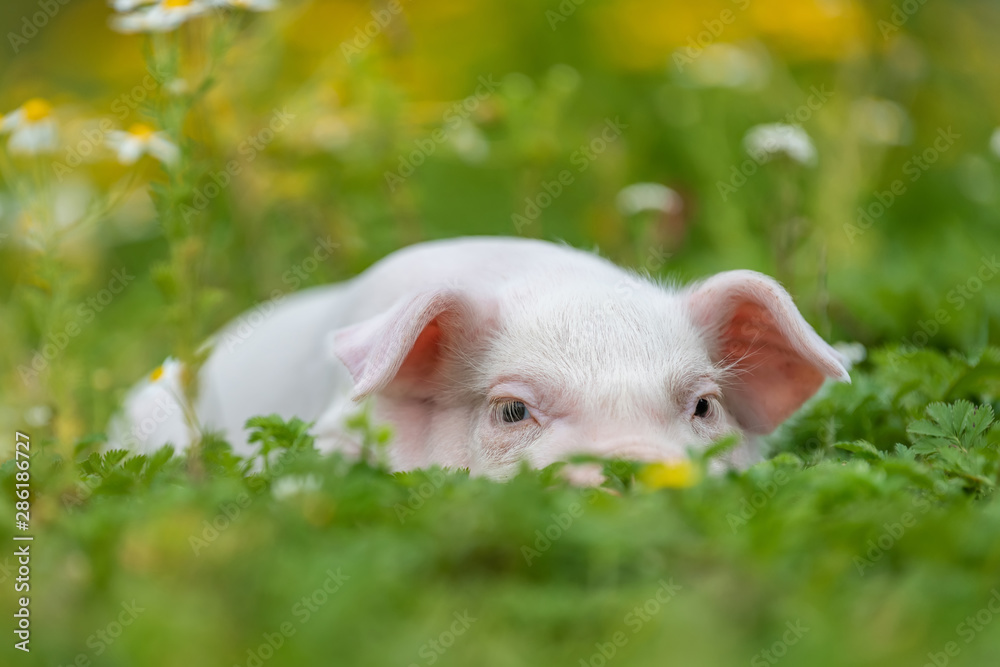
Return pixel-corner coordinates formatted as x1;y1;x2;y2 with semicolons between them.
116;237;848;478
320;238;849;478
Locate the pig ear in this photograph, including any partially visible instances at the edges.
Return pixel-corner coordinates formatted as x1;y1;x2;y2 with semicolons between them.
327;288;485;401
685;270;850;434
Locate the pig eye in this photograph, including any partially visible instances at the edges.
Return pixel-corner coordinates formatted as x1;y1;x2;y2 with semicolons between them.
693;398;711;419
498;400;529;424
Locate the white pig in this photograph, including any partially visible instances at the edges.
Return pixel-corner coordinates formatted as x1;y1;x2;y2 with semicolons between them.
113;236;849;477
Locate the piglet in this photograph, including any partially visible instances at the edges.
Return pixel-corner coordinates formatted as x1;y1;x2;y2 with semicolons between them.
113;237;848;477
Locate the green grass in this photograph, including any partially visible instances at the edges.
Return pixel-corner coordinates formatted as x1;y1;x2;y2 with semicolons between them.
3;346;1000;666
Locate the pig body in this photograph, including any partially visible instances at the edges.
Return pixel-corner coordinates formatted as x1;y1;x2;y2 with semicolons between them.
115;237;848;477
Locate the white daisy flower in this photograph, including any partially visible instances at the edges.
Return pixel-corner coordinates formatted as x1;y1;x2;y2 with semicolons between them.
106;123;179;165
2;98;58;155
110;0;210;34
106;356;194;454
743;123;817;166
616;182;681;216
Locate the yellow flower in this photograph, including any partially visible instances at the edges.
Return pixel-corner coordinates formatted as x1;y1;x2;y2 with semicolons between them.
110;0;277;34
592;0;869;69
107;123;179;165
21;98;52;122
110;0;210;34
148;357;183;384
638;460;701;489
1;97;58;154
129;122;155;139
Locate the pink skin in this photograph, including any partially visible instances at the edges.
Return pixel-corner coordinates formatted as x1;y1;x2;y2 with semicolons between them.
116;238;849;479
332;250;848;478
476;376;728;469
357;285;762;479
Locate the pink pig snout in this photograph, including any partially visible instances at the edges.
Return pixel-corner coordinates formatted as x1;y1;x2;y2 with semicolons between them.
588;440;687;463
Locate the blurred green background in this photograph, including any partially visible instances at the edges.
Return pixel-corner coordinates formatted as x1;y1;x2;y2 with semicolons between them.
2;0;1000;665
1;0;999;448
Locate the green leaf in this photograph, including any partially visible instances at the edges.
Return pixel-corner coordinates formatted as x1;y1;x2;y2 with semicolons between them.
928;402;964;436
245;415;316;474
910;440;947;455
907;419;949;440
965;404;995;448
700;434;741;462
835;440;883;461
